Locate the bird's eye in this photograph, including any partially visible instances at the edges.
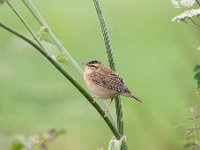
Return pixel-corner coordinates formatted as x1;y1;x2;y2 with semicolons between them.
90;65;97;68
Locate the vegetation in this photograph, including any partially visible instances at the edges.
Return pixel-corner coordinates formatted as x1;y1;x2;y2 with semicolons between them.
0;0;200;149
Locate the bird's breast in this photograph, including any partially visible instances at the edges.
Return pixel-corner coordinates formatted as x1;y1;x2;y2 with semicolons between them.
84;74;118;99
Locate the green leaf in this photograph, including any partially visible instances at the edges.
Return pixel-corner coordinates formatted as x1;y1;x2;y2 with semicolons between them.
57;128;67;135
37;26;53;44
108;137;125;150
10;139;24;150
56;54;70;65
194;65;200;72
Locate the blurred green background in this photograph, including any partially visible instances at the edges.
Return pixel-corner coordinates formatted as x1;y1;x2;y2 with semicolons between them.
1;0;200;149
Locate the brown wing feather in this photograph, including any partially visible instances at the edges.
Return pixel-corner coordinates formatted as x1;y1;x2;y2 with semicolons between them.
90;72;130;93
104;73;130;93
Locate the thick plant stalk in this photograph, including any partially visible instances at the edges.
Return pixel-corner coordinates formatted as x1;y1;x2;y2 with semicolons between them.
0;22;123;140
93;0;127;149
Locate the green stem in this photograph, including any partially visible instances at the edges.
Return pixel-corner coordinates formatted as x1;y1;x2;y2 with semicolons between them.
93;0;115;70
0;22;123;141
182;19;200;29
190;18;200;27
93;0;127;149
93;0;123;136
21;0;83;75
6;1;44;50
196;0;200;7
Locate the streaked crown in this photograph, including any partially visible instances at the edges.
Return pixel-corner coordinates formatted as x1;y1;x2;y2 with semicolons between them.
85;60;101;68
86;60;101;65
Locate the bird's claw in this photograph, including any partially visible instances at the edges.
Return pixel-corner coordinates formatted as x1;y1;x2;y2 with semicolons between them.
103;108;108;118
91;96;96;103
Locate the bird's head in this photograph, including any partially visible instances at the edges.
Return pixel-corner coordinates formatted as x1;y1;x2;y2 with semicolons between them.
83;60;102;74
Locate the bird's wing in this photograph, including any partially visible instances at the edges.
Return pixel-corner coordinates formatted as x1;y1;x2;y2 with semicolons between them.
90;72;130;93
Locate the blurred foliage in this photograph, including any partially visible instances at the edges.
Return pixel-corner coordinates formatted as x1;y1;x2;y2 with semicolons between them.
183;107;200;150
0;0;8;6
9;129;66;150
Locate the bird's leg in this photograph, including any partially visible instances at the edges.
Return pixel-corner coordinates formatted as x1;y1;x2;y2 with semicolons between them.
104;98;114;117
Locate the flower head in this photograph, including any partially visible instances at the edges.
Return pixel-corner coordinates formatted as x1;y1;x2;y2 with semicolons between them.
172;8;200;22
171;0;196;8
180;0;195;8
171;0;180;8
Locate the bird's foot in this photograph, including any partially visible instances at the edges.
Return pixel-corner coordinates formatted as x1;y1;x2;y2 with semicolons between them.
86;96;96;105
103;108;109;118
91;96;96;103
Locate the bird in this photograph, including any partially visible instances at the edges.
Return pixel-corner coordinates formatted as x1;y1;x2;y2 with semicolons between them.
83;60;142;112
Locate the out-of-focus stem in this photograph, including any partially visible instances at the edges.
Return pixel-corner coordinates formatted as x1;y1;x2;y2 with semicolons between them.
7;1;44;50
196;0;200;7
21;0;83;75
93;0;127;149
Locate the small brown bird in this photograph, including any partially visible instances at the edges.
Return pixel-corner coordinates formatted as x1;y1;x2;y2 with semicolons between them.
83;60;142;110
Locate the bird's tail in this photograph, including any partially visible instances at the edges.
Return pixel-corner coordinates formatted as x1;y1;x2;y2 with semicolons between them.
130;94;143;103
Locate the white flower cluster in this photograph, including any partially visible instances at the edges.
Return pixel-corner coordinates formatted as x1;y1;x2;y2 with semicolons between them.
181;0;196;7
171;0;181;8
172;8;200;22
171;0;196;8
